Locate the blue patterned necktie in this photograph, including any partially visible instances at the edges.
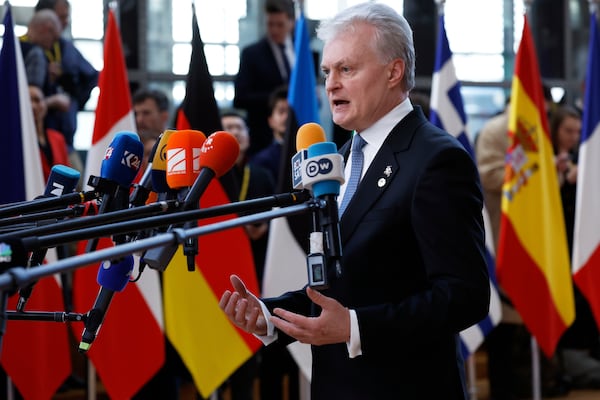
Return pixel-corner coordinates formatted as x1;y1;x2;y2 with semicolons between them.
339;134;366;216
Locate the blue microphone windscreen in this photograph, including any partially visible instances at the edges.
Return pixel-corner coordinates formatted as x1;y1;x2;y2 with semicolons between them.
100;132;144;187
307;142;340;198
97;255;134;292
44;164;80;197
119;131;140;141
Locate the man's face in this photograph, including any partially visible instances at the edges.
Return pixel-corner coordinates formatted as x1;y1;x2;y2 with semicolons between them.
39;21;60;50
222;115;250;155
266;12;293;44
134;98;167;141
54;1;70;31
321;23;403;132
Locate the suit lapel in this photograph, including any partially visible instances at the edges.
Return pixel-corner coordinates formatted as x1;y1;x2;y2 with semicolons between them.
340;107;428;243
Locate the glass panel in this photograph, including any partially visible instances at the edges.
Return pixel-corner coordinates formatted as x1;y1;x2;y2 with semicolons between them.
73;39;103;72
205;44;225;76
70;0;103;40
225;44;240;76
445;2;503;54
454;54;506;82
215;81;235;109
462;86;507;141
172;43;191;75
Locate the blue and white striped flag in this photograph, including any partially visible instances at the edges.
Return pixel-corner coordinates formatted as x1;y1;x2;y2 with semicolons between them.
429;13;502;358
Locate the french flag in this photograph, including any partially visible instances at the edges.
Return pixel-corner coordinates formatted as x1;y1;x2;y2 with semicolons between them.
572;11;600;329
0;5;72;399
429;12;502;357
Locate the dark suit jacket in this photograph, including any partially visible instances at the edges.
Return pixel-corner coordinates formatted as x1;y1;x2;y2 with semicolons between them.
234;38;287;156
263;107;490;399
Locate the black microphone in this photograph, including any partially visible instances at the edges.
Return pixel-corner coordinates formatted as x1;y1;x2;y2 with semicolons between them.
43;164;81;197
17;165;82;312
142;131;239;271
301;139;345;288
0;189;98;220
79;255;133;353
129;134;161;207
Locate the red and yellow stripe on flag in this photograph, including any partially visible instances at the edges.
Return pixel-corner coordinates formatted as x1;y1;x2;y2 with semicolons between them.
164;6;261;397
496;16;574;358
163;179;261;398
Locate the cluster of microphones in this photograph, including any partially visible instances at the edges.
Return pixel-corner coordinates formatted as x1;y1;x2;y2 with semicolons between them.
0;122;346;354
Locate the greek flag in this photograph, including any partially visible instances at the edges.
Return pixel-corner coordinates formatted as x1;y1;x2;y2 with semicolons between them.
429;13;502;358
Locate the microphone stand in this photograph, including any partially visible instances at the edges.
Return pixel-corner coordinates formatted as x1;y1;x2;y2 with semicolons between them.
6;311;86;322
0;201;320;294
0;194;336;357
0;204;90;228
0;192;309;243
10;192;311;252
0;190;99;219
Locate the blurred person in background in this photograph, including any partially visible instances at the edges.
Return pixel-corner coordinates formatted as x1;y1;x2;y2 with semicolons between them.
234;0;295;157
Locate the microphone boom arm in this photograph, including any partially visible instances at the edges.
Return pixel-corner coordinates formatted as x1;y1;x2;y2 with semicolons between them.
0;200;320;293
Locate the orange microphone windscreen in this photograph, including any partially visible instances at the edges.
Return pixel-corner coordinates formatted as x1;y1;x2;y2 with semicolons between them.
296;122;326;151
166;129;206;189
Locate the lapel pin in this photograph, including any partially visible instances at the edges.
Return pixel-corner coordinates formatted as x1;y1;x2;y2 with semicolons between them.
377;178;386;187
384;166;392;177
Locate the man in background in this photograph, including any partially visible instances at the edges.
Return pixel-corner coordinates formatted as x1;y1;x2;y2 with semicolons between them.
34;0;98;184
234;0;295;157
132;87;171;174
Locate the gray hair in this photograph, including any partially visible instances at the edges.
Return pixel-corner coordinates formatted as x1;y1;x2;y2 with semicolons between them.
316;2;415;92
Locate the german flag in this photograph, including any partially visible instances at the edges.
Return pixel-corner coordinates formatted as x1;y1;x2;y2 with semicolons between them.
167;4;260;397
73;9;165;399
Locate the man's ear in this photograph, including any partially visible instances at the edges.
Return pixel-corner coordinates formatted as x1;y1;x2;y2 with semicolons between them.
388;58;405;86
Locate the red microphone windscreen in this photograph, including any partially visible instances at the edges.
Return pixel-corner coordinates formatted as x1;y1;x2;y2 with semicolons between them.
296;122;326;152
166;129;206;189
199;131;240;177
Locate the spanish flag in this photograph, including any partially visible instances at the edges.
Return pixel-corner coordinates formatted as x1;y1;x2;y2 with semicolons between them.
166;4;260;397
496;15;574;358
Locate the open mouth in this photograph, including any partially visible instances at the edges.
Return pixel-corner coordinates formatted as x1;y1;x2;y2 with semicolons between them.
333;100;349;106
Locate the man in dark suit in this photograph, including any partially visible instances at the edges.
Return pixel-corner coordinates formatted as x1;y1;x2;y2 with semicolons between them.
234;0;295;157
219;3;490;399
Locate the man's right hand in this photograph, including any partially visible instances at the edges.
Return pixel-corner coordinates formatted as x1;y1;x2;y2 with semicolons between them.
219;275;268;336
